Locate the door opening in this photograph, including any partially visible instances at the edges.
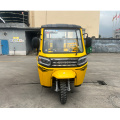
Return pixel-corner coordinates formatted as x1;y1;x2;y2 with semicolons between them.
25;31;39;55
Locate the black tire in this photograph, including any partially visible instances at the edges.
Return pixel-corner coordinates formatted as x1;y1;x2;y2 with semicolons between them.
60;81;67;104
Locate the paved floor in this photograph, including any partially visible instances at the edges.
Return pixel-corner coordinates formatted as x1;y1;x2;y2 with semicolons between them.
0;53;120;108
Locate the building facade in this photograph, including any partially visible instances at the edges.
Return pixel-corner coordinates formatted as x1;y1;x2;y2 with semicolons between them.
29;11;100;38
114;28;120;38
0;11;100;55
0;23;39;55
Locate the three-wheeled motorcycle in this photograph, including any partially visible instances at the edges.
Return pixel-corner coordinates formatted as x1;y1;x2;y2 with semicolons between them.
32;24;92;104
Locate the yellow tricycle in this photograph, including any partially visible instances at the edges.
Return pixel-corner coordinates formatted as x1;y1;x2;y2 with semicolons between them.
32;24;92;104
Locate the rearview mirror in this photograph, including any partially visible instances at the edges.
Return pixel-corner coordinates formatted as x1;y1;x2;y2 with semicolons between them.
85;37;92;54
86;37;92;48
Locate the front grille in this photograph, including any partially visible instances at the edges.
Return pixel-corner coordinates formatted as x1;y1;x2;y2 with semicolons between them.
51;58;78;67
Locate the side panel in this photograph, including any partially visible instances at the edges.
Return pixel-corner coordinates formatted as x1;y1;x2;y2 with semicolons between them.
38;68;53;87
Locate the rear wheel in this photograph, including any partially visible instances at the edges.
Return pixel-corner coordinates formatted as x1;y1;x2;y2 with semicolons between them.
60;81;67;104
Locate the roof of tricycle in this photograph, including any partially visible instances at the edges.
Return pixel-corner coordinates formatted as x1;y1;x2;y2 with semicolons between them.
41;24;81;29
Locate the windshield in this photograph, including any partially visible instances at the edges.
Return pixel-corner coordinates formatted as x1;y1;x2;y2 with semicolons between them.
43;29;83;53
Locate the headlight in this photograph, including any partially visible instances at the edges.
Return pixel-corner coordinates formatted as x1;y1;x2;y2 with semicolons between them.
38;56;51;67
77;56;87;66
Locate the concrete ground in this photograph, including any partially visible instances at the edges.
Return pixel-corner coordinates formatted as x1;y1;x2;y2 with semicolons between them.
0;53;120;108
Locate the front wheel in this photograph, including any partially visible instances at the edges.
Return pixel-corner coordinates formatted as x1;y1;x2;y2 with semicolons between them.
60;81;67;104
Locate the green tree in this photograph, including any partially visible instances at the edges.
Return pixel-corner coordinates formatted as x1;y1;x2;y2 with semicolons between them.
99;35;101;38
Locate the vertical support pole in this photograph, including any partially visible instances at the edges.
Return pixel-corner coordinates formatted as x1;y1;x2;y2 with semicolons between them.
22;12;24;27
14;47;15;55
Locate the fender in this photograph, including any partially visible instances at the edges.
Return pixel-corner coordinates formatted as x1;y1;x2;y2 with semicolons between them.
52;70;76;79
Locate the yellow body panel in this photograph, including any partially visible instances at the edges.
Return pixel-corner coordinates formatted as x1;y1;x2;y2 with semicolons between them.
38;62;87;87
37;28;87;87
52;70;76;79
